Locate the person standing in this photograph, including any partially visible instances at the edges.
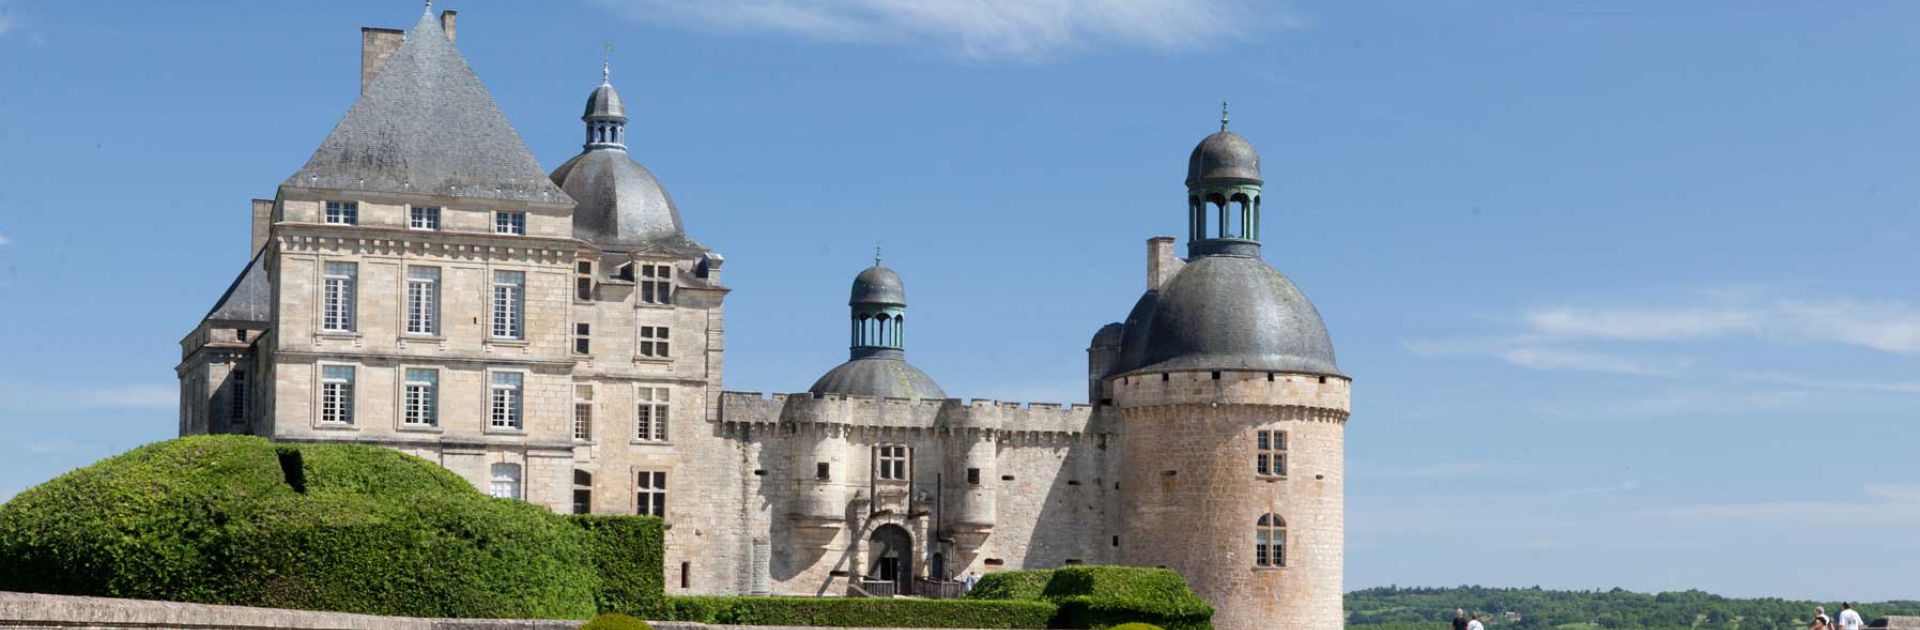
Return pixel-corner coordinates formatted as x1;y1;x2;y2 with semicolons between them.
1468;613;1485;630
1812;606;1832;630
1453;609;1469;630
1839;603;1864;630
963;572;978;592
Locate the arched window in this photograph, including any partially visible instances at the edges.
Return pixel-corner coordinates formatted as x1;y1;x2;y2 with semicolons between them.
491;463;523;500
1255;514;1286;568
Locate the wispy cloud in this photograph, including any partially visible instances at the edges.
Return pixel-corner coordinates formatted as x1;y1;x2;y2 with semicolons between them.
1522;296;1920;354
591;0;1297;60
0;232;12;246
1657;485;1920;526
1406;339;1692;376
1365;461;1519;480
0;382;175;412
0;13;14;39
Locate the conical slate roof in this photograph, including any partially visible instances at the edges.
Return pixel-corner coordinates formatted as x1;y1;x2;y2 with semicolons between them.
283;10;569;204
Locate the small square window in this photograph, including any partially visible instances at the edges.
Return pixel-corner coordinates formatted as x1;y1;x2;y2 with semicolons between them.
966;468;981;485
325;201;358;226
410;206;440;230
639;326;670;358
816;462;831;481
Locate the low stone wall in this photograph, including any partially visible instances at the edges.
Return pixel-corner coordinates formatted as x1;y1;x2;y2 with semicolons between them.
1872;617;1920;630
0;591;580;630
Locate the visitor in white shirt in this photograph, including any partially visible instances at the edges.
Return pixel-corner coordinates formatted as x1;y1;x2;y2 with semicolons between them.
1467;613;1485;630
1838;603;1864;630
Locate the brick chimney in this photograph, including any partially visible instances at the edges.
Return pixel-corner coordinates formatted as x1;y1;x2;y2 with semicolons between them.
360;27;404;96
1146;236;1184;290
439;10;457;43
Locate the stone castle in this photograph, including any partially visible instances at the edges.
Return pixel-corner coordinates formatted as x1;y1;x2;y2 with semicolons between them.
175;8;1352;630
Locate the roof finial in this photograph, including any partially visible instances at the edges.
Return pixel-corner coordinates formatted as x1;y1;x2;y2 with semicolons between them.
602;42;613;84
1220;100;1230;131
875;244;883;267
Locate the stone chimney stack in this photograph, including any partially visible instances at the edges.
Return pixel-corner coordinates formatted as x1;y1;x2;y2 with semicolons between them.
249;199;273;256
439;10;457;43
1146;236;1184;290
360;27;405;96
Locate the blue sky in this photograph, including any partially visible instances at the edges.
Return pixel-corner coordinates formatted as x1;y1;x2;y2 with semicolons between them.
2;0;1917;601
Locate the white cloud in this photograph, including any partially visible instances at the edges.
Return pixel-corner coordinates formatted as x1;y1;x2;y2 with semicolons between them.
0;232;11;246
1406;339;1691;377
0;13;14;39
0;382;175;412
591;0;1295;60
1521;296;1920;354
1657;485;1920;526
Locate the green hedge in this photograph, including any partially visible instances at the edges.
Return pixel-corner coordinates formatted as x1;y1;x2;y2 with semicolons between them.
967;569;1056;602
568;515;666;617
1109;624;1165;630
967;566;1213;630
581;612;654;630
661;595;1056;628
0;436;599;619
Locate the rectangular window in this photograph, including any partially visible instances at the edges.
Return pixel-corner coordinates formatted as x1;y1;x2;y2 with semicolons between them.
494;211;527;235
491;463;522;500
574;323;591;354
680;562;690;589
639;326;670;358
403;368;438;426
325;201;358;226
573;470;593;514
322;262;356;332
320;365;355;424
1256;430;1288;478
966;467;981;485
575;261;594;301
639;264;672;305
637;470;667;517
636;386;669;442
228;368;247;424
409;206;440;230
491;270;524;340
574;385;594;441
876;445;908;481
490;371;523;430
405;266;440;335
816;462;831;481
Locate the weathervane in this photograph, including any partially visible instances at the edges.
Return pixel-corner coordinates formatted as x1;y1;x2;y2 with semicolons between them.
603;42;613;83
874;244;883;267
1220;100;1230;131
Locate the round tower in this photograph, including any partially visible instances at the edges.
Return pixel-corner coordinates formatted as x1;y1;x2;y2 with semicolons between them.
1109;109;1351;630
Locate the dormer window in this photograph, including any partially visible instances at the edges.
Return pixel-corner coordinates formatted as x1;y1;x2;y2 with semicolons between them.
494;211;526;235
640;264;672;305
325;201;358;226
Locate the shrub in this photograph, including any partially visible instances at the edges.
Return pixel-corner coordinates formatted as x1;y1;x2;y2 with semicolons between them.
1041;567;1214;630
967;569;1056;601
659;595;1056;628
0;435;599;619
568;515;666;617
1110;624;1165;630
581;612;654;630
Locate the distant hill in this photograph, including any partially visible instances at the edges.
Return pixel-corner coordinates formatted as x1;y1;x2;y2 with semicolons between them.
1348;586;1920;630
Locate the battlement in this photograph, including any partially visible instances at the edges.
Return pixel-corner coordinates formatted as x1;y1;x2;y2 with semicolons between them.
1109;369;1352;413
719;390;1101;435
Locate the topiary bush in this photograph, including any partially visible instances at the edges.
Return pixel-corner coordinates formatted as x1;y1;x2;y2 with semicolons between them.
658;595;1056;628
580;612;654;630
1109;623;1165;630
0;435;600;619
568;514;666;617
967;569;1056;601
1041;566;1213;630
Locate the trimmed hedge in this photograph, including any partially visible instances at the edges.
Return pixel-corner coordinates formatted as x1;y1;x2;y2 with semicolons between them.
967;569;1055;602
581;612;654;630
568;515;666;617
1109;624;1165;630
0;436;600;619
662;595;1056;628
966;566;1213;630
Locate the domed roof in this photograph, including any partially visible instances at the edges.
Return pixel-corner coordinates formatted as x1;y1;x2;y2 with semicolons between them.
809;351;947;401
584;82;626;121
851;265;906;306
1186;130;1262;185
1127;254;1340;376
1090;323;1124;348
550;148;697;251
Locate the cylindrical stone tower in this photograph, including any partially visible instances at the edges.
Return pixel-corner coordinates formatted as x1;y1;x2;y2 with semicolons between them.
1108;112;1351;630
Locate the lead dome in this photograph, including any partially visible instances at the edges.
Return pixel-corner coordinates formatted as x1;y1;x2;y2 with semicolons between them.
549;73;702;252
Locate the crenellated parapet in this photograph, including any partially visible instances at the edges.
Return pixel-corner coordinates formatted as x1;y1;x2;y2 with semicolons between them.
717;391;1103;438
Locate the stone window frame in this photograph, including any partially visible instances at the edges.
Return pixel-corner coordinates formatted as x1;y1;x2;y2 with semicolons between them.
574;260;595;302
572;469;594;514
324;200;358;226
320;261;358;333
403;265;441;337
409;205;441;231
638;263;673;306
490;462;523;500
573;322;592;355
485;368;527;433
493;210;527;236
635;385;670;443
398;366;440;429
315;361;358;427
636;469;667;517
638;326;671;359
573;384;594;442
875;444;909;481
1254;513;1286;569
227;366;248;427
1255;428;1287;478
489;269;526;341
